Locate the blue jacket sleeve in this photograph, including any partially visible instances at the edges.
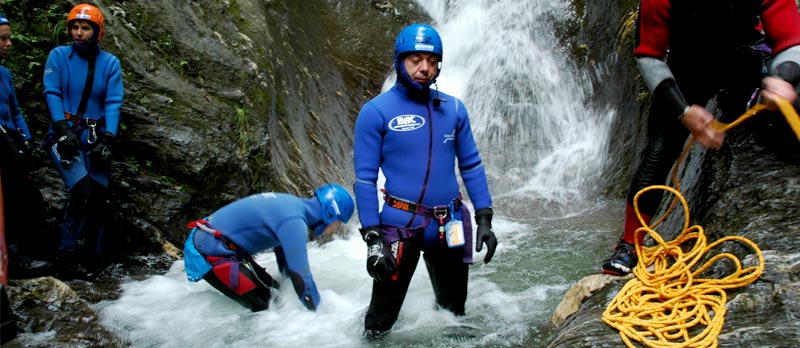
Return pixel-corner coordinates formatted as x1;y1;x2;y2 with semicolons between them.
274;219;321;310
42;48;67;123
101;54;123;136
5;69;30;139
453;98;492;210
353;101;385;227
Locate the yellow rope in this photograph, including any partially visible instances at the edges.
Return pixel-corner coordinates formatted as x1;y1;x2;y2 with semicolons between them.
602;185;764;348
601;97;800;347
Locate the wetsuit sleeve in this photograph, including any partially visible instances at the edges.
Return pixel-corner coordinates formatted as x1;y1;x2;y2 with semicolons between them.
633;0;688;121
5;71;31;139
637;57;689;120
274;218;320;310
353;102;385;227
101;55;123;136
453;98;492;210
633;0;671;59
42;49;67;123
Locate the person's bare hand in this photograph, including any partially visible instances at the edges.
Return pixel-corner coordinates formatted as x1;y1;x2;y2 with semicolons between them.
761;76;797;111
680;105;724;150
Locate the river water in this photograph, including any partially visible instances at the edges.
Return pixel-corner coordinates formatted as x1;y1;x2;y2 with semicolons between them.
97;0;623;347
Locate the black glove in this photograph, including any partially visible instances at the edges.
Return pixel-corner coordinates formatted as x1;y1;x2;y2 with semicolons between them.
53;120;80;159
18;137;36;172
0;126;26;168
90;132;114;166
475;208;498;263
361;226;396;282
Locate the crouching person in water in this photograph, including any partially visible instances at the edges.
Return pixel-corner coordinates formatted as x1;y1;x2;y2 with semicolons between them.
182;184;354;311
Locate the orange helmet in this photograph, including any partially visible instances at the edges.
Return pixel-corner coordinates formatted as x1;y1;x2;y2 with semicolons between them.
67;4;105;42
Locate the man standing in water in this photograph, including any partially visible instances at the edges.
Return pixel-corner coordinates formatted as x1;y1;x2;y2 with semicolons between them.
353;23;498;338
602;0;800;276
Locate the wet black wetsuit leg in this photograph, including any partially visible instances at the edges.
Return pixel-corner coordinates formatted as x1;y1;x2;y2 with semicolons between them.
627;96;690;216
423;243;468;315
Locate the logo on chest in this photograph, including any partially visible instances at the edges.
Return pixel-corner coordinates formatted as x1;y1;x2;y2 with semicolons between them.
388;114;426;132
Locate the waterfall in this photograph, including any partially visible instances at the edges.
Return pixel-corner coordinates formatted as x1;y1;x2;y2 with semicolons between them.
96;1;622;347
418;0;615;215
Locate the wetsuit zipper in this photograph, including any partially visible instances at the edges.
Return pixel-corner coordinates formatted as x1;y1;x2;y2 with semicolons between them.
404;102;434;228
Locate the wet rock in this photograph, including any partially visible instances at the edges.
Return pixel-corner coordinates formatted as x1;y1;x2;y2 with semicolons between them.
4;277;124;348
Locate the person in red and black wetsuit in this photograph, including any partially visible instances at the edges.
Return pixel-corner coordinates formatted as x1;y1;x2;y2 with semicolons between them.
602;0;800;276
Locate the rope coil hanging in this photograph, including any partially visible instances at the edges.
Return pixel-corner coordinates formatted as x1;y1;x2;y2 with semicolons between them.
603;97;799;348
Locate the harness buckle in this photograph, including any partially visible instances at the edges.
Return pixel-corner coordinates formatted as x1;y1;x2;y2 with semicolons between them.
86;119;98;144
434;206;448;223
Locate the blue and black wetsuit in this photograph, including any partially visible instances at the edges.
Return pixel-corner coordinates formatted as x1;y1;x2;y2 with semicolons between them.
0;65;30;142
0;63;40;257
354;77;492;332
43;43;122;255
184;192;326;311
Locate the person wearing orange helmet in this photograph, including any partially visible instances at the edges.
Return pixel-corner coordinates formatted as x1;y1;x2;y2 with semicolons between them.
43;3;123;280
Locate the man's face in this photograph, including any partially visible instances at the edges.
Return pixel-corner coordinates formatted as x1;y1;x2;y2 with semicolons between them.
0;25;12;60
403;52;440;84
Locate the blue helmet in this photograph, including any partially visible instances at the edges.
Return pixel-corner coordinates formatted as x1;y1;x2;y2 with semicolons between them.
314;184;355;234
0;13;10;26
394;23;443;91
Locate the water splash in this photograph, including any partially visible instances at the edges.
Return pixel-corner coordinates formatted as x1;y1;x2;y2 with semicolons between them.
418;0;615;215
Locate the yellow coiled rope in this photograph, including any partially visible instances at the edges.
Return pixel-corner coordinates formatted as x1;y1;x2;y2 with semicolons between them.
603;97;799;348
603;184;764;348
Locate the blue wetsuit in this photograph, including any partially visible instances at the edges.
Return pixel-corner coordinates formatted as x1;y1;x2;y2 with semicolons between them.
185;192;325;311
354;82;492;245
1;63;39;257
354;79;492;333
0;65;30;141
44;45;122;187
43;44;123;254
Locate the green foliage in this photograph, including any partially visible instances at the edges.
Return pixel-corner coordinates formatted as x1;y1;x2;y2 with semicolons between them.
0;1;69;104
177;60;190;75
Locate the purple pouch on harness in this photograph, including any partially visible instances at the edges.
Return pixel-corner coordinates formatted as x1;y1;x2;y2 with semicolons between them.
379;204;475;263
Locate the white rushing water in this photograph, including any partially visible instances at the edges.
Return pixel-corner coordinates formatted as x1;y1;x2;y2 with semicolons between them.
98;0;620;347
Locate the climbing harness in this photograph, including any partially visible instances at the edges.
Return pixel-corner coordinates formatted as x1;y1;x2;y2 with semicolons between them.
603;98;798;348
382;188;463;244
185;219;271;290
